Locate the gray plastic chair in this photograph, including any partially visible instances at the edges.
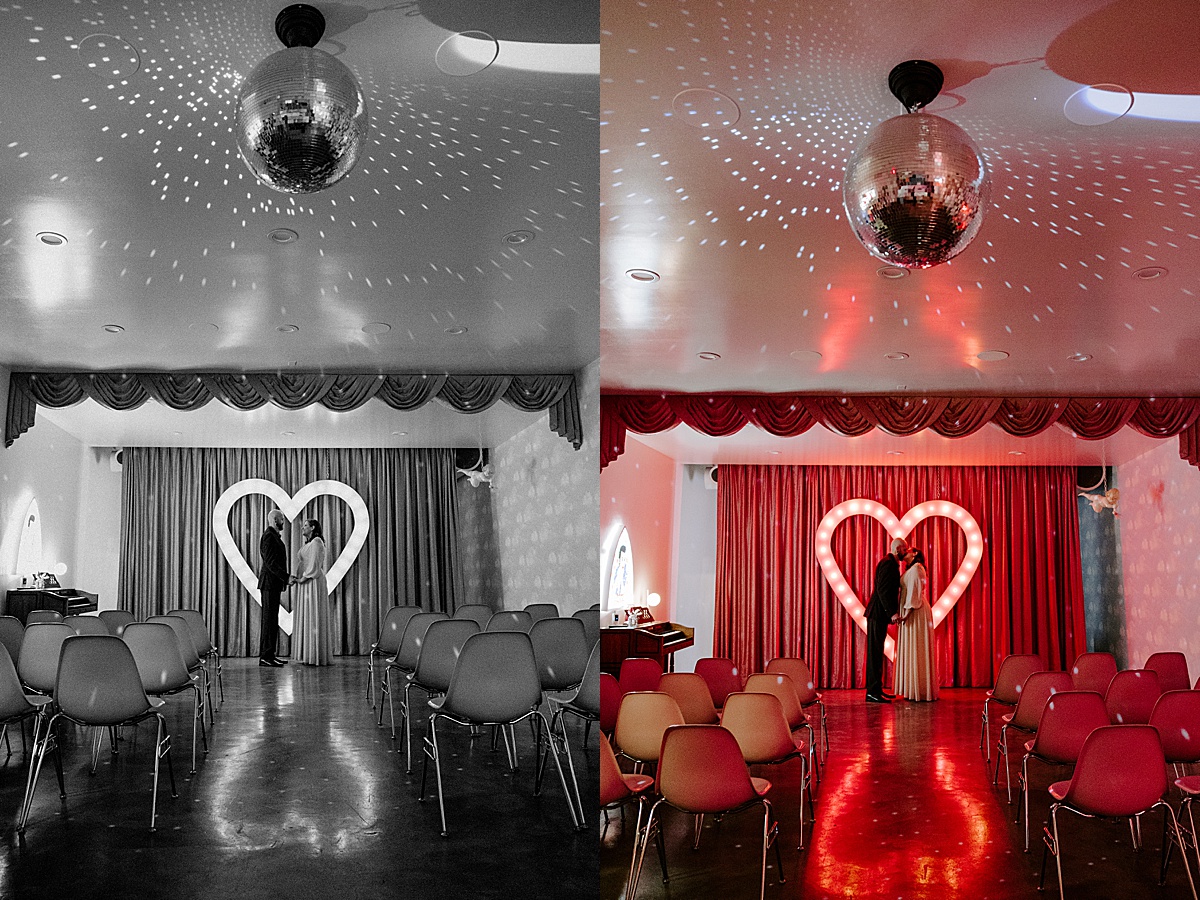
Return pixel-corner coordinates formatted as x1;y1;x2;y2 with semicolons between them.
572;608;600;649
64;615;109;636
540;640;601;808
0;642;53;761
19;635;178;833
367;605;422;708
99;609;136;637
381;612;448;730
124;622;208;774
147;615;213;725
167;608;223;704
399;618;479;772
419;631;582;835
530;618;590;695
524;603;559;623
25;610;63;626
486;610;533;633
452;604;493;629
17;623;74;697
0;616;24;668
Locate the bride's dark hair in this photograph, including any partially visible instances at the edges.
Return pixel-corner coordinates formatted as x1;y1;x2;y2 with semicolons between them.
910;548;925;567
306;518;324;541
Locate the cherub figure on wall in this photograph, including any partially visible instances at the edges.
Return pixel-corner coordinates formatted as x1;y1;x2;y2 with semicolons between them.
1079;487;1120;517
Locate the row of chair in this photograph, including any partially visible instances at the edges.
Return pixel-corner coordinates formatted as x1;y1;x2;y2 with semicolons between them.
365;603;598;708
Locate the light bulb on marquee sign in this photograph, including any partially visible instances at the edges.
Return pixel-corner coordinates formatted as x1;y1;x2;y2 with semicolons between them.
815;499;983;661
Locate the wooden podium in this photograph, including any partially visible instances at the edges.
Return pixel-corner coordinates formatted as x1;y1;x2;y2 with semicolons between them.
600;621;695;677
5;588;98;623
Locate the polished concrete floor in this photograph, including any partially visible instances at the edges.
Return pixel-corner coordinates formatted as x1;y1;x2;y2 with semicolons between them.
0;657;599;900
602;689;1198;900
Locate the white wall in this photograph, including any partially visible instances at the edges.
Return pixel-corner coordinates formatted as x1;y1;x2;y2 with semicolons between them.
672;464;718;671
75;447;123;610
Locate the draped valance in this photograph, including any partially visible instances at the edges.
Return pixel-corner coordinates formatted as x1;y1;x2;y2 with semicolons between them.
5;371;583;450
600;393;1200;470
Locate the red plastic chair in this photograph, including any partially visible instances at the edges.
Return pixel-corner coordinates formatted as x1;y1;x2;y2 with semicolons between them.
1070;651;1118;694
1104;669;1163;725
1149;689;1200;775
723;691;814;849
630;725;785;900
601;733;661;892
658;672;720;724
600;672;620;736
1039;725;1197;900
1016;690;1109;851
693;657;743;709
1145;651;1192;693
618;657;663;695
1176;775;1200;886
744;672;817;787
981;654;1046;765
995;670;1073;802
766;656;828;760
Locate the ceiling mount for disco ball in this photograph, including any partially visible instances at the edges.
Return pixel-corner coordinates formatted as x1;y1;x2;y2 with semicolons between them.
235;4;369;194
841;60;989;269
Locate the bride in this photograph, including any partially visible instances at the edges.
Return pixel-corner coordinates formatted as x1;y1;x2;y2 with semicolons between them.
894;548;938;701
290;518;332;666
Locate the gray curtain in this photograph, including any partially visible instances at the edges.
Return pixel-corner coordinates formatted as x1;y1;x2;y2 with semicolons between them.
117;446;463;657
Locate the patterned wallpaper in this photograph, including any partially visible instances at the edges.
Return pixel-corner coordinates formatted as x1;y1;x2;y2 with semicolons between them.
1119;441;1200;678
1077;470;1127;666
491;361;599;615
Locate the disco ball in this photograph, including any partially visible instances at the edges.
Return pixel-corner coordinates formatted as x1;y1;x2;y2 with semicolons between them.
842;111;989;269
235;46;369;194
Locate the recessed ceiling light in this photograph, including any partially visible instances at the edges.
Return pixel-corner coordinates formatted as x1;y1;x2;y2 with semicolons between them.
884;351;909;361
976;350;1010;361
277;324;300;333
1008;450;1026;456
697;351;721;360
503;230;534;245
876;265;908;279
886;450;904;456
1133;266;1167;280
444;326;468;335
362;322;391;335
391;431;407;437
625;268;660;283
36;232;67;246
188;322;220;331
102;324;124;334
281;431;295;437
1068;352;1092;362
789;349;823;361
171;431;183;436
767;450;781;455
268;228;298;244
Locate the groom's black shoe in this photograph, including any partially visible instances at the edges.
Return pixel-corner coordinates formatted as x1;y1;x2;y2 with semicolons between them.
865;693;891;703
259;658;283;667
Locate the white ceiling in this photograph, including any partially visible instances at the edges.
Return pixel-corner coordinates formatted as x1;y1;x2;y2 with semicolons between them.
600;0;1200;465
0;1;598;448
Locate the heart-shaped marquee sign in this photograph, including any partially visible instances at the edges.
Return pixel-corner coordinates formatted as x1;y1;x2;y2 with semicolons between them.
212;478;370;635
816;499;983;661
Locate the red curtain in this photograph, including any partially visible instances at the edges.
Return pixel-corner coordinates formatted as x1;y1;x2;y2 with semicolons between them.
714;465;1086;689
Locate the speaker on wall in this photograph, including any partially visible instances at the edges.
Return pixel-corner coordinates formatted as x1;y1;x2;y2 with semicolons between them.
110;448;124;473
704;465;719;490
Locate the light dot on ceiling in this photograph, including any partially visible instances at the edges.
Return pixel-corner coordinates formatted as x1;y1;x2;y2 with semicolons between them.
625;268;660;283
37;232;67;246
697;351;721;360
977;350;1010;361
277;324;300;333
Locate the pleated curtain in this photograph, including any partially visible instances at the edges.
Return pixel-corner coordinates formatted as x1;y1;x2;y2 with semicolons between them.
117;446;462;657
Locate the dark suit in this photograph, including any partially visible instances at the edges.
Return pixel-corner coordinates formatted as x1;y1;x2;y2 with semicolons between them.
257;525;289;662
864;552;901;697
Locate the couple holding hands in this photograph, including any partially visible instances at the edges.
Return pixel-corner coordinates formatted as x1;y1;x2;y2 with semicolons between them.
864;537;938;703
257;510;332;667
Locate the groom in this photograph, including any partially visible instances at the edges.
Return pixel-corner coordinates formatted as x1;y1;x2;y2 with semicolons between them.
257;509;289;667
864;537;908;703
